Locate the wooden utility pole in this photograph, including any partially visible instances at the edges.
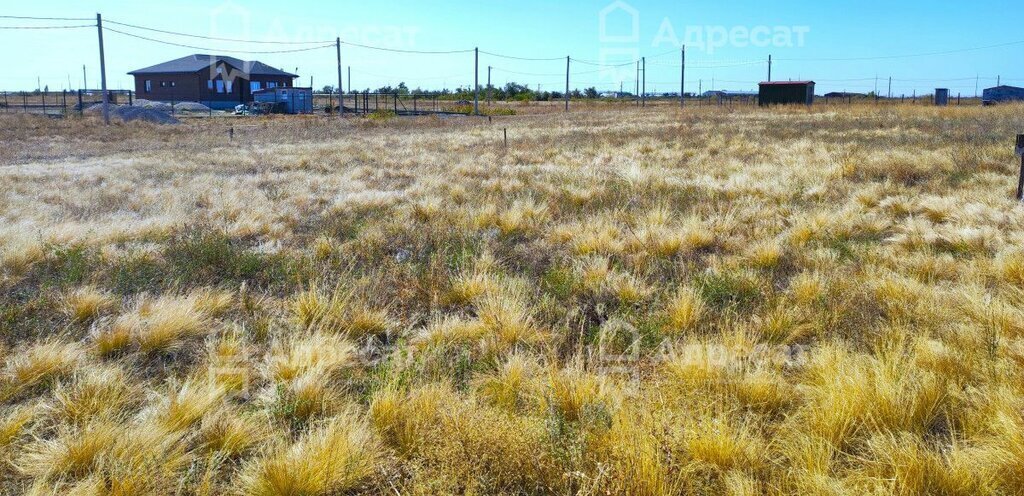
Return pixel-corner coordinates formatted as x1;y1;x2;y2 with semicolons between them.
888;77;892;100
473;48;480;115
767;55;772;82
564;56;570;112
487;66;492;105
96;13;109;125
641;57;646;107
336;38;344;116
680;45;685;108
82;65;87;91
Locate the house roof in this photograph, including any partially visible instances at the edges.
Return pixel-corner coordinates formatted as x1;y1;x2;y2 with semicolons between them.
759;81;815;86
984;85;1024;91
128;54;297;77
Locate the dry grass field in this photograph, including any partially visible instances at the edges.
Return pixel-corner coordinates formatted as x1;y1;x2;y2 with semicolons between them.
1;103;1024;495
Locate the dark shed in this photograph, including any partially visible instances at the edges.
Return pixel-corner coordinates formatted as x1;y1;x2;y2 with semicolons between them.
759;81;815;106
982;85;1024;104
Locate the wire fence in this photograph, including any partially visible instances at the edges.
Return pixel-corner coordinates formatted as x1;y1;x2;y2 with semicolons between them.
1;14;1022;118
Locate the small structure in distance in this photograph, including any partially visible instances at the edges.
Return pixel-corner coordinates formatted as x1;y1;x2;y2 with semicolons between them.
983;85;1024;105
252;87;314;115
758;81;815;106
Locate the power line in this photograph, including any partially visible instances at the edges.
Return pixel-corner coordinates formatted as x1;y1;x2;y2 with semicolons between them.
479;50;564;62
0;24;95;30
0;15;93;21
778;39;1024;62
102;27;335;54
340;40;472;55
104;19;332;45
104;17;471;54
492;67;604;77
570;58;637;68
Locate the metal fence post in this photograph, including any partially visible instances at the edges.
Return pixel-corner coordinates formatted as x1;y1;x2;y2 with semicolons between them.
1017;134;1024;201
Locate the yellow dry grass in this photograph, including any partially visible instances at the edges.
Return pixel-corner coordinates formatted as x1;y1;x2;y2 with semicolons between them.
0;103;1023;493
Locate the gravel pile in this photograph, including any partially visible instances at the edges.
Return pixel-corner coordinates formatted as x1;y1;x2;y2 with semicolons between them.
132;99;173;111
84;103;179;124
173;102;212;113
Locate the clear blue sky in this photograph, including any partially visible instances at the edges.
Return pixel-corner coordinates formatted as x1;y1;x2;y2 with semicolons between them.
2;0;1021;96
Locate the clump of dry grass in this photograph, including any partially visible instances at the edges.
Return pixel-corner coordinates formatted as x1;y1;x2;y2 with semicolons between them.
237;411;382;495
61;287;117;323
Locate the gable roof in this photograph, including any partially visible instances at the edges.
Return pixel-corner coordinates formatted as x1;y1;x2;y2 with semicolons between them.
759;81;815;86
128;54;297;77
984;85;1024;91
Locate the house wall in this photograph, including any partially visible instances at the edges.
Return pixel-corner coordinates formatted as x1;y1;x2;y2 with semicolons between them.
133;72;294;106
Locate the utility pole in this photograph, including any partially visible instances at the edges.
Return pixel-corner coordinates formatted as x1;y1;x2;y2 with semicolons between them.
82;65;87;91
565;56;570;112
680;45;685;108
96;13;109;125
347;66;351;95
473;47;479;115
335;38;344;116
975;75;979;98
767;55;772;82
888;77;892;99
641;56;646;107
487;66;492;105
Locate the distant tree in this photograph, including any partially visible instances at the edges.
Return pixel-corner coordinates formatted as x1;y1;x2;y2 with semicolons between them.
321;85;335;93
584;87;599;99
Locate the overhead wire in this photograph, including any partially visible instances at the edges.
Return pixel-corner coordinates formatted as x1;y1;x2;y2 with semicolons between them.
0;15;93;21
104;19;332;45
102;27;335;54
0;24;95;29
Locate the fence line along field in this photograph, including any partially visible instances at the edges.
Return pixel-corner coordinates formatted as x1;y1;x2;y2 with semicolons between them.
1;103;1024;495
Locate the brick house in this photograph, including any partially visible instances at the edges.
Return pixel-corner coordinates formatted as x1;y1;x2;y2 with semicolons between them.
128;54;298;109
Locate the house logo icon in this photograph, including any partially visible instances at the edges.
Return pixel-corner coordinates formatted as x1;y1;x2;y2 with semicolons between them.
599;1;640;43
209;1;252;42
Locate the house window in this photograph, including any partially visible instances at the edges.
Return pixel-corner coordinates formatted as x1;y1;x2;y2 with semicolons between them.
145;80;152;93
266;82;277;89
225;80;233;93
208;80;214;91
170;81;176;87
216;80;225;93
160;81;167;87
250;81;261;92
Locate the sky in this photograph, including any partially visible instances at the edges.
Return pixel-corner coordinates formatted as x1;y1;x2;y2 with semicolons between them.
2;0;1022;96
